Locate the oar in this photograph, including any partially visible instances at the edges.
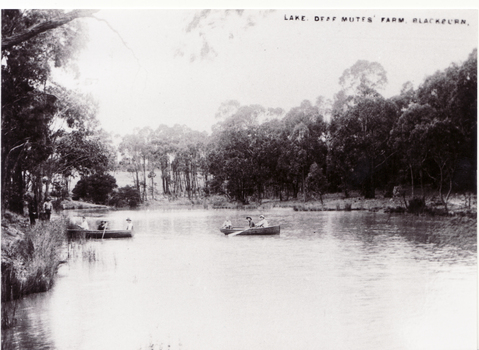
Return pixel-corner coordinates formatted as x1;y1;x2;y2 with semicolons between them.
101;224;107;239
229;228;248;237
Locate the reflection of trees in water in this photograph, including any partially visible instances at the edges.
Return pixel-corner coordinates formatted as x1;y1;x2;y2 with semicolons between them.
330;213;476;254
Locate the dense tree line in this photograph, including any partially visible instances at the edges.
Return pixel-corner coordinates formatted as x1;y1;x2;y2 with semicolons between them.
3;10;474;213
120;50;476;210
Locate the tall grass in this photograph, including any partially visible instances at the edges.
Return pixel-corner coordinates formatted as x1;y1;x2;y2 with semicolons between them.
2;218;67;303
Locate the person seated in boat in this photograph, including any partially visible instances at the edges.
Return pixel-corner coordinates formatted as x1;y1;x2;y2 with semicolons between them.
126;218;133;230
78;216;89;230
222;217;232;229
97;220;108;230
256;215;269;228
246;216;255;228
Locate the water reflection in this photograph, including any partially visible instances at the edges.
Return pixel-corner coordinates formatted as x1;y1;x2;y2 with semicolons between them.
2;209;476;350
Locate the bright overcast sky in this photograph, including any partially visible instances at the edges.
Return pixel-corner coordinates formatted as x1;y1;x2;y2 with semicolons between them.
45;7;477;136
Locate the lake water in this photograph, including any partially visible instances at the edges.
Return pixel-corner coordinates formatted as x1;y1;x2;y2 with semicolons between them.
2;208;477;350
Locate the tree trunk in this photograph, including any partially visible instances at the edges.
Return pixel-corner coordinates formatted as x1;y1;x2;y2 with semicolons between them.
409;164;415;198
142;156;147;201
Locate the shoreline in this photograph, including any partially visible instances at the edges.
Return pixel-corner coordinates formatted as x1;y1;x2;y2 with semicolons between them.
58;190;477;218
208;193;477;217
1;212;67;308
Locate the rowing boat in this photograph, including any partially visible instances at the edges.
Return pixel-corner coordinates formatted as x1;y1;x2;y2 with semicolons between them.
220;225;280;236
67;229;133;239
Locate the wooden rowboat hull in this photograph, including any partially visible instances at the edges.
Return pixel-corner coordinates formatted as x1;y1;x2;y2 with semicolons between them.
220;225;280;236
67;229;133;239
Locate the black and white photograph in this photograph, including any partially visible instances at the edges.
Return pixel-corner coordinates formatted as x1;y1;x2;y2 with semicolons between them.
1;4;477;350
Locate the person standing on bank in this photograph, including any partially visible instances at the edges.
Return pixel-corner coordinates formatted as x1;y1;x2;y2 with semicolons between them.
28;197;37;226
43;198;52;221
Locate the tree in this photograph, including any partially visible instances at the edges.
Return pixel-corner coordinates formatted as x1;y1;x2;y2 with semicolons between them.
207;104;264;203
118;124;208;201
109;185;141;208
338;60;388;96
280;100;328;200
407;49;477;210
119;128;155;201
306;162;328;204
72;173;117;204
390;103;434;198
2;9;97;50
329;96;398;198
332;60;388;118
2;10;89;212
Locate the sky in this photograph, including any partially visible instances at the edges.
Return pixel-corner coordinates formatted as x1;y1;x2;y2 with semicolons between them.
46;7;478;137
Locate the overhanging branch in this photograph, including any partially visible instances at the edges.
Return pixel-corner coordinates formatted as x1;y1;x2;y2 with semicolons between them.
2;9;99;50
91;16;140;65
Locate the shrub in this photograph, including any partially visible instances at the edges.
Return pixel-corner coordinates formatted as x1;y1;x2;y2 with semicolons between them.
72;173;117;204
109;185;141;208
408;197;425;214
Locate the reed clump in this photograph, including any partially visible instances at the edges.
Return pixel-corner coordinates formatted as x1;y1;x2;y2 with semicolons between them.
1;215;67;303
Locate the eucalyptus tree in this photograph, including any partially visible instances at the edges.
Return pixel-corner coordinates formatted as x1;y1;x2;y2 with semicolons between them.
151;124;175;195
339;60;388;96
389;103;434;198
119;127;156;201
207;104;264;203
165;124;208;199
329;60;396;198
408;49;477;210
305;162;328;204
388;49;476;210
280;100;328;200
330;94;398;198
416;49;477;172
253;119;284;200
332;60;388;117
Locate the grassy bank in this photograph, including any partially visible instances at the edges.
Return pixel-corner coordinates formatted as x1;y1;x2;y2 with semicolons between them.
60;199;109;210
1;212;68;328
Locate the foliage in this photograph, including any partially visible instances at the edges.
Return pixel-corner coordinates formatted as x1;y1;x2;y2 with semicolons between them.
1;10;110;213
1;217;67;303
407;197;426;214
389;49;477;209
113;50;476;211
330;95;398;198
109;185;141;208
338;60;388;96
119;124;208;203
305;162;328;203
72;173;117;204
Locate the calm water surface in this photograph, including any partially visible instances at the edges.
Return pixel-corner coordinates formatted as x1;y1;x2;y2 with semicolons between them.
2;209;477;350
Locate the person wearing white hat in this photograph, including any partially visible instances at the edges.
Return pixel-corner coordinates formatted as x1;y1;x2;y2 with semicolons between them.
78;216;89;230
256;215;269;228
126;218;133;230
